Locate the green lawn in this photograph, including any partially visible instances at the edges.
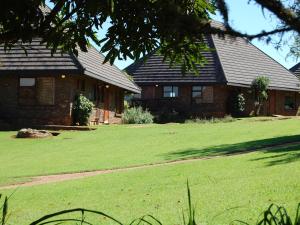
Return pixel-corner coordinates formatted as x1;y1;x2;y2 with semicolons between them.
0;117;300;225
1;118;300;186
1;143;299;225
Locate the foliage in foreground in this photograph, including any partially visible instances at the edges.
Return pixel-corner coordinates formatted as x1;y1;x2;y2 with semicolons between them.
122;106;154;124
0;195;7;225
236;203;300;225
2;0;300;75
1;185;299;225
72;94;94;126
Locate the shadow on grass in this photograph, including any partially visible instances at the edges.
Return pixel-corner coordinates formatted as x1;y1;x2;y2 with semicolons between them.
250;144;300;166
163;134;300;166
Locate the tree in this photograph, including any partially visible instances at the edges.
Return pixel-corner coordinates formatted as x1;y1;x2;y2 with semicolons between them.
289;36;300;60
1;0;300;73
251;76;270;116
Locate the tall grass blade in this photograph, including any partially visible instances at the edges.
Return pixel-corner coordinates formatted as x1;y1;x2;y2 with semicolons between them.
295;204;300;225
184;181;197;225
1;196;7;225
29;208;124;225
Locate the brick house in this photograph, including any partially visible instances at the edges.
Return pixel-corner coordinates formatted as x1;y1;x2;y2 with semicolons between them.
0;39;140;127
126;22;300;119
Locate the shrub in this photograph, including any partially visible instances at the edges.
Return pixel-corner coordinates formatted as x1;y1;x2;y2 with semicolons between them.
122;106;153;124
251;76;270;116
231;93;246;117
72;94;94;126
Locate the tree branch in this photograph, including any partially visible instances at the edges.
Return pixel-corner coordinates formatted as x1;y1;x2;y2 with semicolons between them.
219;26;292;40
42;0;67;27
253;0;300;34
211;0;294;40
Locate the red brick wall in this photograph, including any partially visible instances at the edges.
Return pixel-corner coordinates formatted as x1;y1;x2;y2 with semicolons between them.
0;74;73;126
138;84;230;118
273;90;300;116
230;86;300;116
62;77;124;125
137;84;300;118
0;74;125;127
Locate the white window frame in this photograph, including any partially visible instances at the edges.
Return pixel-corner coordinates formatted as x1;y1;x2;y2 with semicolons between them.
19;78;36;87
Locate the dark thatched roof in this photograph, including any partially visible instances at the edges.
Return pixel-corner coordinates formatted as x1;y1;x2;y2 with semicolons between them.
127;21;300;92
0;39;140;93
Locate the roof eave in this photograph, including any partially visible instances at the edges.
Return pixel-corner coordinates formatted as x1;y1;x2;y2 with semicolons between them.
0;69;82;76
227;82;300;92
134;81;227;86
84;70;141;94
290;63;300;72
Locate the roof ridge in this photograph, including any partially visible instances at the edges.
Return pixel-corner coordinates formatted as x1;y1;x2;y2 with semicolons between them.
68;51;85;73
210;20;300;83
209;20;299;80
290;62;300;72
76;44;140;93
208;34;228;84
124;48;159;72
88;44;141;90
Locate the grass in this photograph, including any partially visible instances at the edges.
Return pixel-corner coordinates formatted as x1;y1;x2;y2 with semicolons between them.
1;144;299;225
1;117;300;186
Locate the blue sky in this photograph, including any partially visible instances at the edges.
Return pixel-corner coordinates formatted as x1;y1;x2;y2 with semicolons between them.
47;0;299;70
211;0;298;70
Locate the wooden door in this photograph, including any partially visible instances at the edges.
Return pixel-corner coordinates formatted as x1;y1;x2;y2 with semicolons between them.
103;88;110;123
269;90;276;115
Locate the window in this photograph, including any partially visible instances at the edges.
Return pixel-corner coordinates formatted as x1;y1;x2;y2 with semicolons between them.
192;86;214;104
20;78;35;87
19;77;55;105
163;86;178;98
19;78;36;105
284;96;296;110
192;86;204;98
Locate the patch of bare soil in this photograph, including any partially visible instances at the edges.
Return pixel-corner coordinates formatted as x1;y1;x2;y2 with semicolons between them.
128;125;154;128
251;116;293;122
1;141;300;190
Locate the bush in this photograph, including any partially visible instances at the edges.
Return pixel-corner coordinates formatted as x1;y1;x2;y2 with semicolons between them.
122;106;153;124
72;94;94;126
231;93;246;117
251;76;270;116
